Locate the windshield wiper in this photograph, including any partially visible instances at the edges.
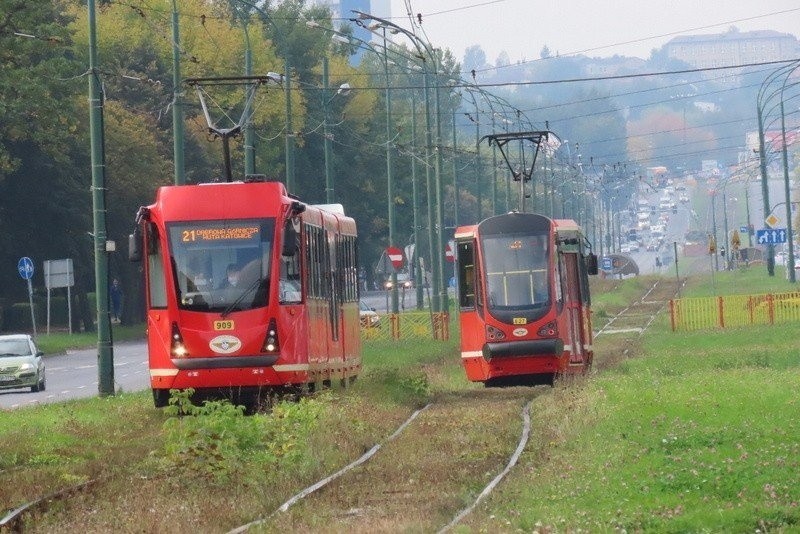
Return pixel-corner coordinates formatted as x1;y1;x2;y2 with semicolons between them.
221;277;266;318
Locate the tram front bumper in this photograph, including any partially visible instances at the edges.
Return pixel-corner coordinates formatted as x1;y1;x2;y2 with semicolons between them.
482;339;564;361
171;355;280;370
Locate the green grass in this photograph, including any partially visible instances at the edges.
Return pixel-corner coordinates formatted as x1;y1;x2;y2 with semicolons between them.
35;324;145;354
682;264;799;297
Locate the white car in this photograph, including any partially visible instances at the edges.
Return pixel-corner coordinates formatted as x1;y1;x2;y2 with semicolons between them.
359;300;381;327
0;334;46;393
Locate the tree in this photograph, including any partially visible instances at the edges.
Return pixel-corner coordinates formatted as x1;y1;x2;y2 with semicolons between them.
0;1;81;174
462;45;487;74
0;1;86;306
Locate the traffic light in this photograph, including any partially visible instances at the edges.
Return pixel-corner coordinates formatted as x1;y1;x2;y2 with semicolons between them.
708;235;716;254
720;246;726;257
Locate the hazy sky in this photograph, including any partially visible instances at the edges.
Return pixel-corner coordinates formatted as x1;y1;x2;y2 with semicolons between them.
385;1;800;65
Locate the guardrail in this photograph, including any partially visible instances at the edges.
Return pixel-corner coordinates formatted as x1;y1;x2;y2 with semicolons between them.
362;311;451;341
669;291;800;331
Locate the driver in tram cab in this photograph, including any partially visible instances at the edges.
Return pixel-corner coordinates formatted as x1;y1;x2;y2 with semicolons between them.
217;263;241;289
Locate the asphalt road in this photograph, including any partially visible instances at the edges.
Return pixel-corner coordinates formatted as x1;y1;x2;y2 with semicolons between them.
0;340;149;410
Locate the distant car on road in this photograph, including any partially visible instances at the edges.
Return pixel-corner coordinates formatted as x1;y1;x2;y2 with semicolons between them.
0;334;46;393
359;300;381;328
383;271;414;290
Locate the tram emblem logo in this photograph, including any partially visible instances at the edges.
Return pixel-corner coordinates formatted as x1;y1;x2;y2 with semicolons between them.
209;335;242;354
512;328;528;337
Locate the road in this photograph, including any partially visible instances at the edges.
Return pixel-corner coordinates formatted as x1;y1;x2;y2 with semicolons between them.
0;341;149;410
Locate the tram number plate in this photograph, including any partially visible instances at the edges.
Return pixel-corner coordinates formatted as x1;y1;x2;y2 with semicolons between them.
513;317;527;325
213;320;235;331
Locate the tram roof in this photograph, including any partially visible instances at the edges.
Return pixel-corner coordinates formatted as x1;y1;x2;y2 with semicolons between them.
553;219;581;232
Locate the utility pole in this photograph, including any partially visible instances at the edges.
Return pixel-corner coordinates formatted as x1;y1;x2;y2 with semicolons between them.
87;0;115;396
243;21;255;176
170;0;185;185
322;57;333;203
284;57;294;191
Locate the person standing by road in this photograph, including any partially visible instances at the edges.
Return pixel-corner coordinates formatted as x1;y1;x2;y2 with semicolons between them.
110;278;123;323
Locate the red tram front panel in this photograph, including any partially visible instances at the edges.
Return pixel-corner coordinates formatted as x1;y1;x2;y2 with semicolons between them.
455;213;594;386
134;181;360;406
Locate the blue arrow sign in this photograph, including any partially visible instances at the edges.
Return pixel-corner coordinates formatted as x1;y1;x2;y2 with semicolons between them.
756;228;787;245
739;226;748;233
602;256;613;271
17;256;34;280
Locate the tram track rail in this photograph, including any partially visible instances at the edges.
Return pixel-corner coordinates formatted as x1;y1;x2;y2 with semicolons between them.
594;277;684;338
238;389;544;533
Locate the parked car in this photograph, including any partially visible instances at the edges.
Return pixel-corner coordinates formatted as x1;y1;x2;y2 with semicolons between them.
0;334;46;392
359;300;381;328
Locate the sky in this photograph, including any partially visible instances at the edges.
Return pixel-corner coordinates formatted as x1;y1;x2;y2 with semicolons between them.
385;1;800;65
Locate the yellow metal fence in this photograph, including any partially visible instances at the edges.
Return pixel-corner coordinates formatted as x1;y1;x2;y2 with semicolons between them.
669;291;800;331
361;311;451;341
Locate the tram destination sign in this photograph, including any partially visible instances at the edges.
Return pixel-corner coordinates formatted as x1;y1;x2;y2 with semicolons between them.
180;226;260;242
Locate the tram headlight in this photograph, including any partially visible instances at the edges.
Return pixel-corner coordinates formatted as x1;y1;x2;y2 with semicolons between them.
486;325;506;340
170;322;189;358
537;321;558;337
261;318;280;353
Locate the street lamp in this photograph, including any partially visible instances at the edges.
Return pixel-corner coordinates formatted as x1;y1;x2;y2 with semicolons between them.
320;56;350;203
756;60;800;276
778;67;800;282
354;10;449;315
234;0;295;191
307;19;402;312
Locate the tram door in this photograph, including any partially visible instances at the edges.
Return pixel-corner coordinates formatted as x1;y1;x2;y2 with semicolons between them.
562;252;586;365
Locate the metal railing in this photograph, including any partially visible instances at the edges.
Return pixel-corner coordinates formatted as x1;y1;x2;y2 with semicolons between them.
669;291;800;331
361;311;451;341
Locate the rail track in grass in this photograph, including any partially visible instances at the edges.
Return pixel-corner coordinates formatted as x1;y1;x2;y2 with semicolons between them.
3;277;681;532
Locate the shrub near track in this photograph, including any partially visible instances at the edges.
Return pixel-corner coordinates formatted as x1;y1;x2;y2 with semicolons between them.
461;272;800;532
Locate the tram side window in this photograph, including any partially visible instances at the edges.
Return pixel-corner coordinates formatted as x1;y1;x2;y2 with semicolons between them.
147;225;167;309
457;241;476;309
556;253;566;312
307;225;327;299
336;234;357;303
347;236;358;302
280;220;302;303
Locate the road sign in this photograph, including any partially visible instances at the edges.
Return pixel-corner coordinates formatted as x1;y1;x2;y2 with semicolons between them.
739;226;748;233
17;257;34;280
601;256;613;271
765;213;780;228
445;241;454;263
756;228;787;245
17;257;37;337
386;246;404;269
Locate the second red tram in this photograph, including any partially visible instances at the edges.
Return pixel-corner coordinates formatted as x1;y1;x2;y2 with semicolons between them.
455;212;597;386
130;180;360;407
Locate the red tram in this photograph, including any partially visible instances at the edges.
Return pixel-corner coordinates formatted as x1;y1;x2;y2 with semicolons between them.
130;180;360;407
455;213;597;386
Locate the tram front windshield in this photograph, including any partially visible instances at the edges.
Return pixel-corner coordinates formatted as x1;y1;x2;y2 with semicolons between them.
482;232;549;311
168;219;275;312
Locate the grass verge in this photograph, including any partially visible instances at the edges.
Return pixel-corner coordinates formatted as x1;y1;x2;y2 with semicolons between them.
461;271;800;532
